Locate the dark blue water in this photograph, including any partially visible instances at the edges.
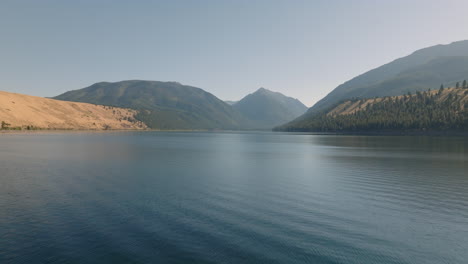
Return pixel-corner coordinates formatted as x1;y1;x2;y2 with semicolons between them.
1;132;468;264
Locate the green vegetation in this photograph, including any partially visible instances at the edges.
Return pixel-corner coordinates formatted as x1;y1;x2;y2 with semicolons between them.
0;121;39;131
276;87;468;133
54;80;249;130
0;121;22;130
1;121;11;129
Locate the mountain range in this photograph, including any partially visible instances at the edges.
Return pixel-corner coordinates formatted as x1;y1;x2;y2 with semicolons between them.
281;40;468;131
54;81;306;130
310;40;468;113
4;40;468;132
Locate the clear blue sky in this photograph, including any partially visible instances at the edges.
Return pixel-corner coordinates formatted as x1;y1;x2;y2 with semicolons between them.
1;0;467;106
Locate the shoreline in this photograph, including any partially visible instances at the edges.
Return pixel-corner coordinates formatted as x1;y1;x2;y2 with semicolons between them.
0;128;266;135
273;130;468;136
2;128;468;136
0;129;149;135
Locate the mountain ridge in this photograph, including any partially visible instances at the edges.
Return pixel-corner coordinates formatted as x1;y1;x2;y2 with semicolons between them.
55;81;308;130
54;80;249;130
233;87;308;129
309;40;468;113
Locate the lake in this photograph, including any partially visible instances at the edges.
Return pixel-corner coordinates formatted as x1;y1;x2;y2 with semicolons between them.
1;132;467;264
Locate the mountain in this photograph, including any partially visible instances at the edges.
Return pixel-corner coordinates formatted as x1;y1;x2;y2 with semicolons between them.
225;100;237;105
310;40;468;113
54;80;248;130
0;91;146;130
233;88;308;129
276;86;468;133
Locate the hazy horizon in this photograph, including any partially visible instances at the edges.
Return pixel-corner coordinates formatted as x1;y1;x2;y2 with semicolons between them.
1;0;468;106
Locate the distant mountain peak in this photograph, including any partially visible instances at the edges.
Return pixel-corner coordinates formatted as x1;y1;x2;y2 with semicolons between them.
253;87;287;98
233;88;308;129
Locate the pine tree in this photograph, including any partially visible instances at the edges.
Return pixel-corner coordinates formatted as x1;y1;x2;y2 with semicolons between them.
438;85;444;95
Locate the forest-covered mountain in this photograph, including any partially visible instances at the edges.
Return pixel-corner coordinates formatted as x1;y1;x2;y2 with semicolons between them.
54;80;248;130
276;85;468;133
309;40;468;113
233;88;308;129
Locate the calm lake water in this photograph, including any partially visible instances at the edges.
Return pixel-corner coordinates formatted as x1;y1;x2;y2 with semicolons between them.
1;132;468;264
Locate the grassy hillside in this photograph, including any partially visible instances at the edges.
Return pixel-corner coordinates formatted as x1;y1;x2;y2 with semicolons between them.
54;80;249;130
233;88;307;129
0;91;146;130
276;86;468;133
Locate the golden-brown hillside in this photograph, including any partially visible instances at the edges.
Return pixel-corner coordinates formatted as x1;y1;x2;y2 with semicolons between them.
327;87;468;116
0;91;147;130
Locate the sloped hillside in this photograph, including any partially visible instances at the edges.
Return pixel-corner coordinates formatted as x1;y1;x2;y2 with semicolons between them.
276;87;468;133
0;91;146;130
309;40;468;113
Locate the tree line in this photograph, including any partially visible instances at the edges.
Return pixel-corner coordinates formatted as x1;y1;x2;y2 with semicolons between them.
1;121;36;130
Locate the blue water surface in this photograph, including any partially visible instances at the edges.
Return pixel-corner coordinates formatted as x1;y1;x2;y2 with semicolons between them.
1;132;467;264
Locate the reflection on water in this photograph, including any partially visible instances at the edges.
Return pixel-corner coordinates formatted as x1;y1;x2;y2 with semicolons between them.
1;132;467;264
